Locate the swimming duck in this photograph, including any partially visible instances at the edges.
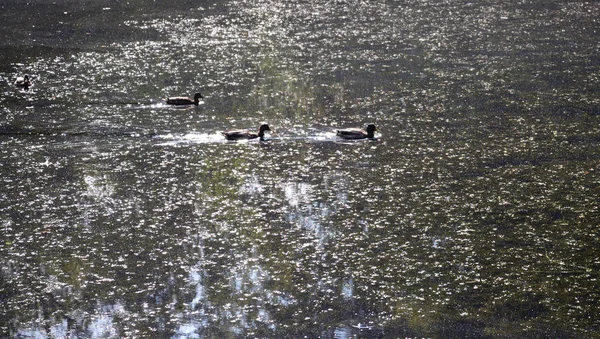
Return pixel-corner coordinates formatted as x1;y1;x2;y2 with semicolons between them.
336;124;377;139
166;92;203;106
14;75;31;90
222;124;271;141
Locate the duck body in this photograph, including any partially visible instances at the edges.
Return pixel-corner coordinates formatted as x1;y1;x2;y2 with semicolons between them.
166;92;203;106
222;124;271;141
336;124;377;139
14;75;31;90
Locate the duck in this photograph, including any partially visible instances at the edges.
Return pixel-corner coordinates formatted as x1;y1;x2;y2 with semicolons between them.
14;75;31;90
336;124;377;139
222;124;271;141
166;92;203;106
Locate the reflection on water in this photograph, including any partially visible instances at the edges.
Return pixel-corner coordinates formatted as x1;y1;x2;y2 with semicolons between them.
1;0;600;337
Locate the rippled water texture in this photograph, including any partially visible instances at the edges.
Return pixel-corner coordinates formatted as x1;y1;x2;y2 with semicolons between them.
1;0;599;337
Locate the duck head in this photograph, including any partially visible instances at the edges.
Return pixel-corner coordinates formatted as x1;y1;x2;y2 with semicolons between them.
258;124;271;138
365;124;377;137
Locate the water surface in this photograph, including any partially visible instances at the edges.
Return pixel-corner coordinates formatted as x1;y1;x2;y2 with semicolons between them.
1;0;599;337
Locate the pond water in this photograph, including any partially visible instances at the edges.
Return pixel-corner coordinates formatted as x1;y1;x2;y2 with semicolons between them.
1;0;599;337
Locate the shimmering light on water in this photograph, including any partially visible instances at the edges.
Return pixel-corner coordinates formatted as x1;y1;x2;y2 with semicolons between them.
1;0;600;337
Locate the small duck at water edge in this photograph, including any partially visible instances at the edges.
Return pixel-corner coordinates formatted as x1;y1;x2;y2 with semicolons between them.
336;124;378;139
222;124;271;141
165;92;203;106
14;75;32;90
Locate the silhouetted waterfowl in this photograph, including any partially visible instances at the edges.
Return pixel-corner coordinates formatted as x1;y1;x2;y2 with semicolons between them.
166;92;203;106
14;75;31;90
222;124;271;141
336;124;377;139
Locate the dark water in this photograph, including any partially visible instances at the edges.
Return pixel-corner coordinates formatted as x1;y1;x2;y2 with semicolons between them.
1;0;599;337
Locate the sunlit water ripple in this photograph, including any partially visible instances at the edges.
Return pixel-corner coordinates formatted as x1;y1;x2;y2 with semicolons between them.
1;0;599;337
